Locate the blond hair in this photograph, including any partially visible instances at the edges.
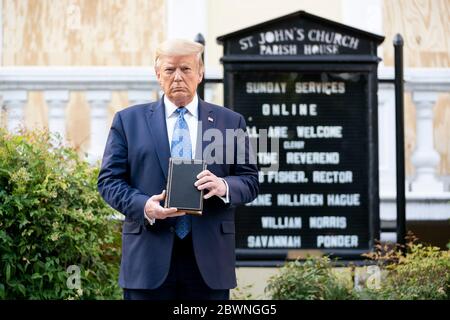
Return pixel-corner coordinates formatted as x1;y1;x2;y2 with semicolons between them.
155;38;204;71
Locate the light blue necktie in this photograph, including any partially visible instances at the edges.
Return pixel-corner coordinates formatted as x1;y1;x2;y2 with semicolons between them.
171;107;192;239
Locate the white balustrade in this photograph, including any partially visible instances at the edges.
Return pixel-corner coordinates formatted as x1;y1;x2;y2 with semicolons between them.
2;90;27;133
410;91;443;193
0;66;162;163
44;90;69;141
377;68;450;222
86;90;112;163
406;69;450;194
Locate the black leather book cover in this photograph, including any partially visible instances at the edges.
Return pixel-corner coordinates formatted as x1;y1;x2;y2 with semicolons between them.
164;158;206;215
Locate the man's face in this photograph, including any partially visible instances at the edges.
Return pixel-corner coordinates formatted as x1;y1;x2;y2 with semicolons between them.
155;54;203;107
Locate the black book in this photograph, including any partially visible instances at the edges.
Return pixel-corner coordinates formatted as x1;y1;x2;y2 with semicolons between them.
164;158;206;215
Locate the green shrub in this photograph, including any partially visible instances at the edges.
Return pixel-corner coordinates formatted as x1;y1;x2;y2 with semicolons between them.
265;237;449;300
360;241;450;300
0;129;122;299
265;256;355;300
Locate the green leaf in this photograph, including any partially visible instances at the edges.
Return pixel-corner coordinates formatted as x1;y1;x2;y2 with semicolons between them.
17;284;26;297
31;273;42;280
5;264;11;282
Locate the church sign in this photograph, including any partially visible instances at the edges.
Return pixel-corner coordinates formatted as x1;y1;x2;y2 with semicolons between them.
217;11;384;262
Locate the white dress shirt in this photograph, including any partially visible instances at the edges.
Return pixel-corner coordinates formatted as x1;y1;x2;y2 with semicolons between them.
144;95;230;225
164;94;199;158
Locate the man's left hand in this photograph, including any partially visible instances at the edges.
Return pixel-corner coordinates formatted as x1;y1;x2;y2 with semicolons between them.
195;170;227;199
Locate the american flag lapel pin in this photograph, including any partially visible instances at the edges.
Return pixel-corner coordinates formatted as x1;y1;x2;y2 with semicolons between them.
208;116;214;123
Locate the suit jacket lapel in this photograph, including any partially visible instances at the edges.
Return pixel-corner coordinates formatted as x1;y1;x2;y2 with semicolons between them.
145;99;171;179
146;98;213;178
195;99;215;160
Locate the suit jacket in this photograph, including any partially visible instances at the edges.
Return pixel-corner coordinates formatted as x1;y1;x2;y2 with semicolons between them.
97;97;259;290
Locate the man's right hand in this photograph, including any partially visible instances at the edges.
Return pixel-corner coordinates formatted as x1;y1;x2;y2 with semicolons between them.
144;190;185;223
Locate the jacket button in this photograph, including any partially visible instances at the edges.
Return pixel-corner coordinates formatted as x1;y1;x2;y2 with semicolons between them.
169;226;175;233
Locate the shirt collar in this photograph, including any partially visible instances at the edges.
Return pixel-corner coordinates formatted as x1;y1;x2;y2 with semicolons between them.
164;94;198;119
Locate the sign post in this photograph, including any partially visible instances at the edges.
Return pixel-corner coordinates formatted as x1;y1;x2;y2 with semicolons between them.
217;11;385;263
195;33;205;100
394;34;406;249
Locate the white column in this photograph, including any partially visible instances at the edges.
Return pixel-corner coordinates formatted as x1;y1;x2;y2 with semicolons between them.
44;90;69;141
378;85;397;196
128;90;152;106
2;91;28;133
410;91;444;193
86;91;112;163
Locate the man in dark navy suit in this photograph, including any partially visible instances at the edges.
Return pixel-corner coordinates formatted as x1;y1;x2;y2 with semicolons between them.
97;39;259;300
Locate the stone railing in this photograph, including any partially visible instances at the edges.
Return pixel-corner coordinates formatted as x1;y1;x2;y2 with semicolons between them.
0;66;222;162
378;67;450;196
377;68;450;225
1;66;449;201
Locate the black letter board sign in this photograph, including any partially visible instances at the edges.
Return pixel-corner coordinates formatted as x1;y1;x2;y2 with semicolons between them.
217;11;384;262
